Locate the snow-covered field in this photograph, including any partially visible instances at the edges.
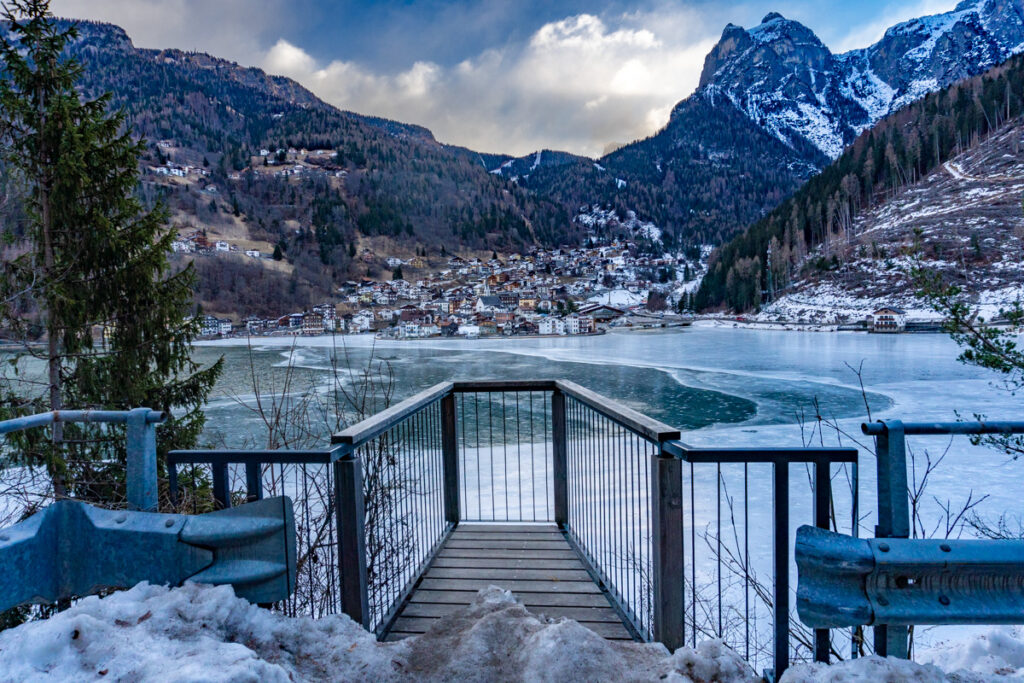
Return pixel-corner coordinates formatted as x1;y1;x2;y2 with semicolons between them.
2;582;1022;682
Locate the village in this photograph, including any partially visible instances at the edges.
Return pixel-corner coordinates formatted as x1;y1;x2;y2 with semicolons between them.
194;237;704;340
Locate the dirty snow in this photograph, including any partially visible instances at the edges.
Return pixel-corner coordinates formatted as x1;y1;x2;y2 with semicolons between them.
0;583;758;682
6;582;1024;682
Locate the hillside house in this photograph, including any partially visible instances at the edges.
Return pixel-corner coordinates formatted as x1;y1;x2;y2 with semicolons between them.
868;307;906;333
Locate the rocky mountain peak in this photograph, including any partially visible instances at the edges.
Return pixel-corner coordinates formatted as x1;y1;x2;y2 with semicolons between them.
694;1;1024;160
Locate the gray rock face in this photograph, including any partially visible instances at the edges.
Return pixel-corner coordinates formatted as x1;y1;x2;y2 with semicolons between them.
697;0;1024;159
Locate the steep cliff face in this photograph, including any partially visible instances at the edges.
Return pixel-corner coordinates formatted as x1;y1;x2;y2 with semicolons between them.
697;0;1024;159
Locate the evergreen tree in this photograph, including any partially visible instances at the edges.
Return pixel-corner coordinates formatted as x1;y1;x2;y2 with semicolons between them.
392;265;403;281
0;1;222;499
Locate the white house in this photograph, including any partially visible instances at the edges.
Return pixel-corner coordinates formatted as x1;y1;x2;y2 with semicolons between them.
539;318;566;335
215;241;230;252
245;250;261;259
565;315;594;335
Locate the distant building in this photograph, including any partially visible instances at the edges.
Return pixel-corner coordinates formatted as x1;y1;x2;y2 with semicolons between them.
215;241;230;252
302;311;324;336
868;307;906;333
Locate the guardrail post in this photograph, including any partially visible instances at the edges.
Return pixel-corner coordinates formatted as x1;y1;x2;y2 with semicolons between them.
335;451;369;629
651;444;684;650
773;459;791;679
813;460;831;663
441;392;460;524
552;389;568;527
873;420;909;659
125;408;158;512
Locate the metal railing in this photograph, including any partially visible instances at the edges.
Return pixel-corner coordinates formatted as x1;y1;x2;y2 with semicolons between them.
168;379;858;679
0;408;166;511
861;419;1024;660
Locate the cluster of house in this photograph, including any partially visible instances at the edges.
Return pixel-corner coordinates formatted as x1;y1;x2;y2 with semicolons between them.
170;230;264;259
196;240;698;340
199;303;340;338
148;161;212;179
246;147;347;180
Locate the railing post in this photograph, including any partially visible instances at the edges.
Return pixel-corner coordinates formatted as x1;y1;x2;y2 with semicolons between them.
441;392;460;525
245;462;263;502
813;460;831;664
552;389;568;527
125;408;158;512
773;459;790;680
873;420;909;659
211;463;231;510
651;443;684;650
335;451;369;629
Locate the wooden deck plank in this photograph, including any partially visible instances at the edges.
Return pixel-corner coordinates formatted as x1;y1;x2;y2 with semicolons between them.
397;601;623;624
456;523;558;533
386;524;637;642
417;578;601;593
424;566;593;581
449;531;566;542
437;548;578;560
443;539;571;550
430;557;585;570
408;589;613;608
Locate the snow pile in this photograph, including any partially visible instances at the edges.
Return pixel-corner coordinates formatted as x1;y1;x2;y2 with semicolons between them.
0;583;759;682
781;656;949;682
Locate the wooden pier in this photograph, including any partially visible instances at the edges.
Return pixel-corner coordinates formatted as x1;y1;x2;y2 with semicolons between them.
385;523;634;641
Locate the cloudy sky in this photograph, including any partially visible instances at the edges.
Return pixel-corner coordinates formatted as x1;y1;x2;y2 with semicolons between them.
51;0;956;157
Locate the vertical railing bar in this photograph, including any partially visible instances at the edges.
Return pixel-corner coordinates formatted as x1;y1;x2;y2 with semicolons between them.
529;391;536;521
690;460;696;647
514;391;521;521
617;422;625;613
773;459;791;679
488;392;494;521
744;461;750;663
474;393;481;520
544;390;551;517
813;460;832;664
622;423;630;622
500;391;508;520
851;459;860;660
717;462;723;638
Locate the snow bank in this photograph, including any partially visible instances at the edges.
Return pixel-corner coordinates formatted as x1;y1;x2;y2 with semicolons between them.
782;625;1024;682
0;583;759;682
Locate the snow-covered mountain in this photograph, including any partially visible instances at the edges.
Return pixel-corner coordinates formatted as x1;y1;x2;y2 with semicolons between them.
698;0;1024;158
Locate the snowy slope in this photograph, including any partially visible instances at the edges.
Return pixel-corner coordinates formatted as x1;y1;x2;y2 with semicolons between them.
698;0;1024;160
757;119;1024;324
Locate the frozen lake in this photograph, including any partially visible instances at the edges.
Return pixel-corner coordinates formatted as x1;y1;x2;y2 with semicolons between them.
195;325;1022;538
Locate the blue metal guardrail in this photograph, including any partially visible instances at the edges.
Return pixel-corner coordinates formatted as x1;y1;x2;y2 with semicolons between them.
796;419;1024;660
0;409;298;611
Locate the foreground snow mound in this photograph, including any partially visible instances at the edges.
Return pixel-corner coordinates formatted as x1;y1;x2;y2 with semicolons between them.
0;583;759;682
783;626;1024;683
781;656;950;682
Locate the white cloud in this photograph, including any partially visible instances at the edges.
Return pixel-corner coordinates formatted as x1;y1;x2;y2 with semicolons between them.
51;0;286;66
260;11;717;157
